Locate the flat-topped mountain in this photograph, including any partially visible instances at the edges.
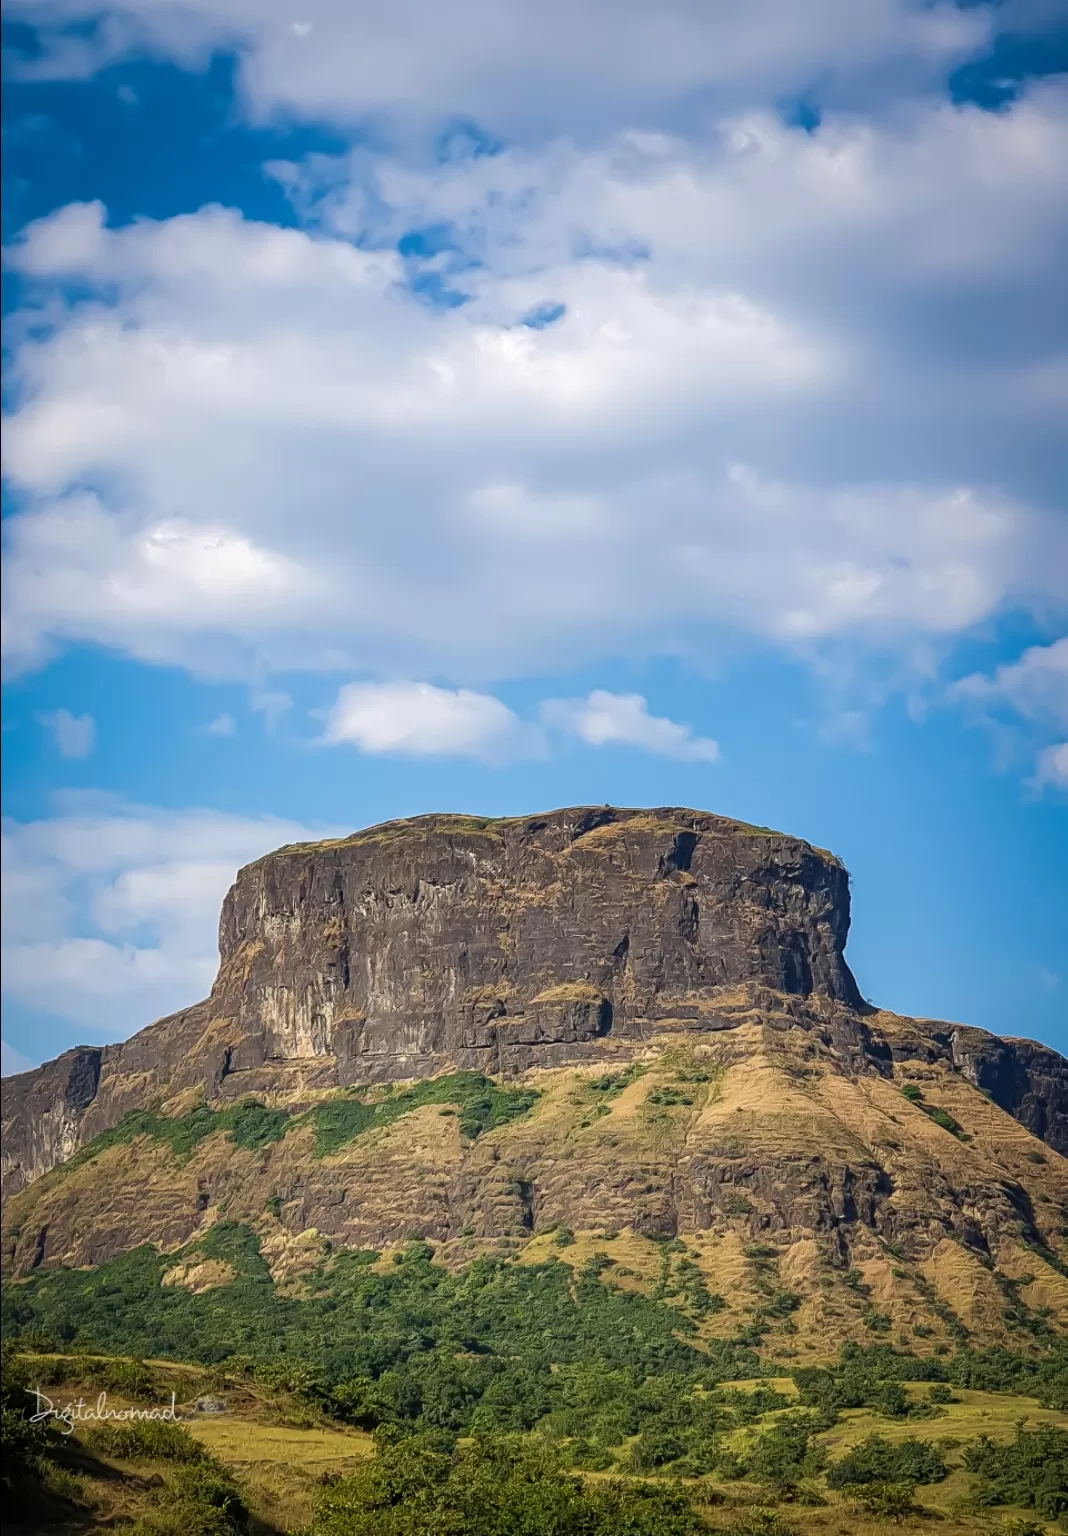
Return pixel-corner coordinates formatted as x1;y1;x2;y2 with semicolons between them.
3;805;1066;1357
3;805;862;1194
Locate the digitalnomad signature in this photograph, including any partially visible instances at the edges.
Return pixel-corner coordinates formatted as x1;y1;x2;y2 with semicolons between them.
28;1389;184;1435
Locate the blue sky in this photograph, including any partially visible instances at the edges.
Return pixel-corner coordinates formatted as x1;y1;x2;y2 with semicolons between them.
2;0;1066;1072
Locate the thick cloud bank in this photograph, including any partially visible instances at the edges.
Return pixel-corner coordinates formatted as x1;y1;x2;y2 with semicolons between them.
4;90;1066;688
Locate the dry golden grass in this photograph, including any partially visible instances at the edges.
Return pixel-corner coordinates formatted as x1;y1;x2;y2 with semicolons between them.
161;1257;236;1293
527;981;607;1006
188;1416;372;1464
188;1416;373;1530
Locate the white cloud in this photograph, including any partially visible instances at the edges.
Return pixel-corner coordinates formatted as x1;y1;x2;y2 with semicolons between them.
0;56;1065;763
3;0;994;135
37;706;96;758
2;492;324;676
0;794;333;1041
322;680;533;760
206;712;236;736
951;638;1068;729
542;690;720;762
1034;742;1068;790
321;680;718;761
950;638;1068;789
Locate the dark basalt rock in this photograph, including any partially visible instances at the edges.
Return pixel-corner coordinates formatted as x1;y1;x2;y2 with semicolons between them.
950;1025;1068;1155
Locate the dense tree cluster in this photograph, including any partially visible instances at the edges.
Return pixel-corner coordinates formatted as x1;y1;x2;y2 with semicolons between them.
962;1425;1068;1520
308;1432;702;1535
825;1433;947;1489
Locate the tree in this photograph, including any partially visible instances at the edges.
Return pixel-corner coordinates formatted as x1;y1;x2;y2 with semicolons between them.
845;1482;919;1521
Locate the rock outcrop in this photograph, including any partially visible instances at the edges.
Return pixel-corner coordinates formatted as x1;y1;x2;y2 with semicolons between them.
950;1025;1068;1154
3;806;867;1193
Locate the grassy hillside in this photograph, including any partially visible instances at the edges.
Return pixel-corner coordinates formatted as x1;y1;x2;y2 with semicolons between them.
3;1346;1065;1534
7;1047;1067;1367
3;1220;1067;1533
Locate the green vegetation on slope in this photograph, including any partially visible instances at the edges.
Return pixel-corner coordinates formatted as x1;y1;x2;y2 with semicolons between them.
57;1072;541;1175
5;1333;1068;1533
307;1073;540;1155
898;1082;968;1140
5;1229;1068;1516
2;1225;757;1433
67;1099;290;1167
793;1341;1068;1412
307;1431;703;1535
962;1424;1068;1520
825;1433;947;1488
1;1343;249;1535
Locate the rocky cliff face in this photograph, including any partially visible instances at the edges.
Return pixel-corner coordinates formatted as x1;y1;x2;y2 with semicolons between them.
217;803;863;1064
3;804;1066;1352
949;1025;1068;1151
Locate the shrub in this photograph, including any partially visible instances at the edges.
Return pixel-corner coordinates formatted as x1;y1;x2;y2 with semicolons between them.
841;1481;919;1520
83;1419;209;1463
1;1341;56;1488
872;1381;910;1418
897;1082;967;1137
727;1512;798;1536
826;1434;947;1489
645;1087;694;1107
624;1428;687;1471
746;1411;827;1490
120;1447;249;1535
564;1437;615;1471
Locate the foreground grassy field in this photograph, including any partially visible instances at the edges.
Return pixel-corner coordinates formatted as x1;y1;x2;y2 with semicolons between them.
4;1353;373;1533
4;1350;1066;1534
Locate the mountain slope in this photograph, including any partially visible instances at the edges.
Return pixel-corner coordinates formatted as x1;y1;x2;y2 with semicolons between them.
3;804;1065;1359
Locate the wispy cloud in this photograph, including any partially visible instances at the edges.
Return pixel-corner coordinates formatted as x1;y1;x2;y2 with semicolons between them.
541;690;720;762
1034;741;1068;790
36;708;96;759
1;794;335;1047
951;638;1068;790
